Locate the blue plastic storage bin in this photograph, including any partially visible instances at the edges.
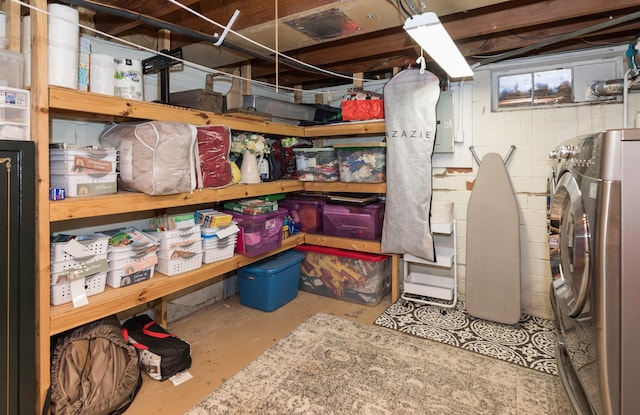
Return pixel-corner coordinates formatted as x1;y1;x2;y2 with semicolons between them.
238;250;305;311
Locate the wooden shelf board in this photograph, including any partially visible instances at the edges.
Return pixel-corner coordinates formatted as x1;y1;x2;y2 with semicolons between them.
302;234;381;254
49;87;305;136
49;88;386;137
50;180;305;222
303;182;386;193
304;120;385;136
49;233;305;335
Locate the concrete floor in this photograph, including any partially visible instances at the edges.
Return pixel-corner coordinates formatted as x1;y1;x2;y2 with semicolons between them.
126;290;392;414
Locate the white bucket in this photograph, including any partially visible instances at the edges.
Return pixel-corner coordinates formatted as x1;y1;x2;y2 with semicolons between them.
114;58;143;100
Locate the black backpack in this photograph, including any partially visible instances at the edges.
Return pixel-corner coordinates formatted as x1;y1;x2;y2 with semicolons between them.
122;315;192;381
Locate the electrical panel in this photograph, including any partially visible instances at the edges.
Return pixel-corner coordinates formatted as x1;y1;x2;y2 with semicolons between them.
434;89;455;153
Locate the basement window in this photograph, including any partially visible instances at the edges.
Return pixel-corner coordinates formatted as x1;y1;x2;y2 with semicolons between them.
488;46;627;111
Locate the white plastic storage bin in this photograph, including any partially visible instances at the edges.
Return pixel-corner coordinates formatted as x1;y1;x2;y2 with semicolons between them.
50;146;117;174
50;255;108;274
50;234;110;263
147;225;202;251
50;272;107;306
107;265;156;288
201;223;239;264
156;251;203;276
50;172;118;197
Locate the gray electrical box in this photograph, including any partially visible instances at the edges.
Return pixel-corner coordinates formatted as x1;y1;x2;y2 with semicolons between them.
434;90;455;153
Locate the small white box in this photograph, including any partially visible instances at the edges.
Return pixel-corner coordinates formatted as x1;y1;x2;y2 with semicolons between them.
0;87;29;140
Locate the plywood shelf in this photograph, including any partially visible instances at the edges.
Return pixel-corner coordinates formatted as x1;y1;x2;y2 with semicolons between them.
302;234;381;254
303;181;386;193
50;180;305;222
49;87;305;135
49;88;386;137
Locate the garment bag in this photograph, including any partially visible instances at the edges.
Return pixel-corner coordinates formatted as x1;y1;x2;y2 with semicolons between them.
381;69;440;260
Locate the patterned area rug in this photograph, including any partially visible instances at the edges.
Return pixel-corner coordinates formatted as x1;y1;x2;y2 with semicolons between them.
186;313;571;414
374;298;558;375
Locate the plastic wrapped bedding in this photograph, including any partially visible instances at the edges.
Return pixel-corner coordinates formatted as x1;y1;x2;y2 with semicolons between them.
195;126;233;188
380;69;440;261
100;121;197;195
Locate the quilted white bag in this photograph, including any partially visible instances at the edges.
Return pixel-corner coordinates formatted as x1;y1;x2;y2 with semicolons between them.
100;121;197;195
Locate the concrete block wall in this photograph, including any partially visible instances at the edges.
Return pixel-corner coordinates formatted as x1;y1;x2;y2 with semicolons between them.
434;68;640;320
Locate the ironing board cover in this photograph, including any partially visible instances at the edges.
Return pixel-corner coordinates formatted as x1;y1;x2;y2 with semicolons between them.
381;69;439;261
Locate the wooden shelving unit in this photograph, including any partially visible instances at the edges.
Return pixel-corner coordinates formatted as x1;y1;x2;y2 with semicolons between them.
23;3;390;410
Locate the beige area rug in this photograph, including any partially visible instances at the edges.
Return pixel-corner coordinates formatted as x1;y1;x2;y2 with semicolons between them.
186;313;572;415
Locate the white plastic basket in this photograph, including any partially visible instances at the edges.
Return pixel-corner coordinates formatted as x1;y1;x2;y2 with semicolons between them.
50;272;107;306
156;252;203;276
50;172;117;197
157;242;202;259
108;250;158;270
147;225;202;251
50;235;109;263
50;254;108;273
202;243;235;264
106;265;155;288
50;149;117;174
202;235;237;250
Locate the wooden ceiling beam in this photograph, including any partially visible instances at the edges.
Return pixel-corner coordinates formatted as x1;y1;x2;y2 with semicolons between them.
443;0;640;40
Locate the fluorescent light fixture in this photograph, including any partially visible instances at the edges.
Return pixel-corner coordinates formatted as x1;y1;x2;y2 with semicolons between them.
403;12;474;79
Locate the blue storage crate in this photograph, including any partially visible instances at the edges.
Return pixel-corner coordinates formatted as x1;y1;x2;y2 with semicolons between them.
238;250;305;311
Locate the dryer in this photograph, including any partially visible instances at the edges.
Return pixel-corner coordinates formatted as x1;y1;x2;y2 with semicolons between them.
548;129;640;415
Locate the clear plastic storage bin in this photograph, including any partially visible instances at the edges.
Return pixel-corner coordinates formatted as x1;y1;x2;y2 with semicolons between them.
334;142;386;183
322;201;385;240
293;147;339;182
226;208;287;257
295;245;390;306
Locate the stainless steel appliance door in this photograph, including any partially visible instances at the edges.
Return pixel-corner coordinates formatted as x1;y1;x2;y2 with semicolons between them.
550;172;603;415
549;173;590;317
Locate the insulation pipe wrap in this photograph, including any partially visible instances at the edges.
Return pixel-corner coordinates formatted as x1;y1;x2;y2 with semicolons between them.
591;79;640;96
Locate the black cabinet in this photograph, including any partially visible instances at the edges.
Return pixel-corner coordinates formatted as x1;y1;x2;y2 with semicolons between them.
1;140;36;414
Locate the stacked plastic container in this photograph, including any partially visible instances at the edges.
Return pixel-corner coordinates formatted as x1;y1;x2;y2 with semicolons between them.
105;227;159;288
226;208;288;257
202;223;240;264
49;144;118;197
149;225;204;276
50;234;110;305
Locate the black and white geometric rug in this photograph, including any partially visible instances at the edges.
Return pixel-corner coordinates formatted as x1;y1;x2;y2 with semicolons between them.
374;298;558;376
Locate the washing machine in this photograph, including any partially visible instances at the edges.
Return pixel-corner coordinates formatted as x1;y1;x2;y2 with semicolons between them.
548;129;640;415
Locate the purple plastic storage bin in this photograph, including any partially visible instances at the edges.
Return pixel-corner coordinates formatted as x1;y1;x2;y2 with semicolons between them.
322;202;385;240
279;196;325;234
226;208;287;257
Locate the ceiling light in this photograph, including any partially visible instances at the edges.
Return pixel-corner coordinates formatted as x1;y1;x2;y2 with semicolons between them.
403;12;474;79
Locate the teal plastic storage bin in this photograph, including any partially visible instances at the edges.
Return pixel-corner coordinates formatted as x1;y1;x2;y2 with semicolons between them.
238;250;305;311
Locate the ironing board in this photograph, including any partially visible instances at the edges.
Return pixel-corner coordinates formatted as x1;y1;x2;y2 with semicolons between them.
465;152;521;324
